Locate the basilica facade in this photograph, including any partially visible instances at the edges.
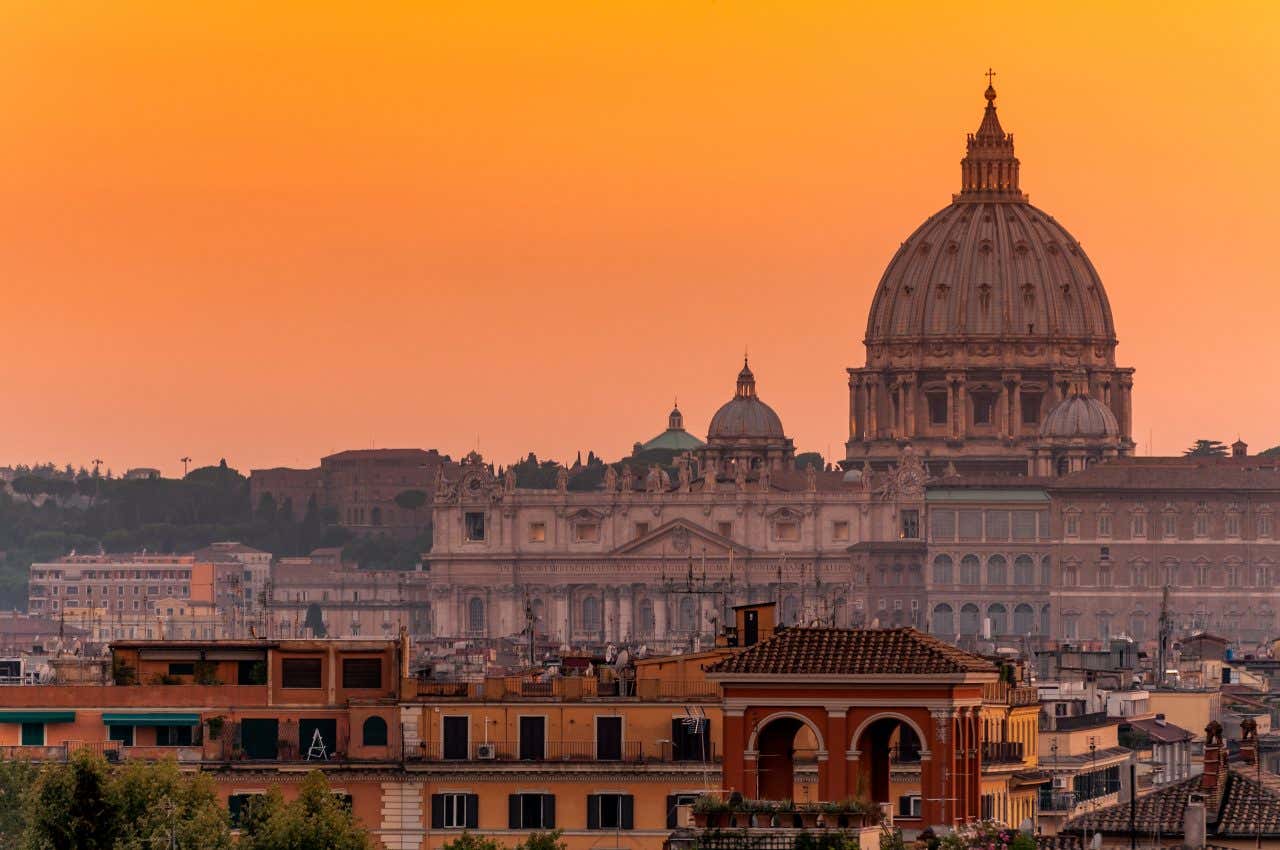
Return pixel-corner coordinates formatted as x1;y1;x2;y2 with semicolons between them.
425;82;1280;655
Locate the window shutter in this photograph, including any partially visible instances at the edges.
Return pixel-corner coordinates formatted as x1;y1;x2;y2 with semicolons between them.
430;794;444;829
671;719;685;760
586;795;600;830
542;793;556;828
508;795;521;829
621;795;634;829
465;794;479;829
666;795;679;830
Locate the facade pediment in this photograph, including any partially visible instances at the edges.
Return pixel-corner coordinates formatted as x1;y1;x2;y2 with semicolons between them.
610;518;751;557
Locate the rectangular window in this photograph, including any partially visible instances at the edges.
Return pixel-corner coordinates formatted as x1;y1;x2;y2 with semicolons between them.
972;392;997;425
900;509;920;540
1013;510;1038;541
519;716;547;761
587;794;635;830
155;725;194;746
464;512;486;541
1021;393;1042;426
341;657;382;689
671;717;712;761
20;722;44;746
1226;514;1241;538
509;793;555;829
1132;512;1147;538
1163;514;1177;538
898;795;922;818
1097;514;1112;538
957;510;981;541
985;511;1010;541
167;662;195;677
930;509;956;541
774;521;799;542
432;793;479;829
1194;514;1209;538
442;716;469;761
228;794;264;829
596;716;623;760
832;521;850;542
108;725;134;746
717;521;733;538
528;522;546;543
1065;514;1080;537
633;522;649;538
281;657;323;689
927;392;949;426
574;523;600;543
1261;514;1274;538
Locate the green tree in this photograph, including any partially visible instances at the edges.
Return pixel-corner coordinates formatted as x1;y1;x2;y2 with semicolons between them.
23;750;116;850
794;451;825;472
1259;444;1280;458
442;833;507;850
1184;439;1228;457
239;771;370;850
517;831;566;850
303;602;327;638
107;759;231;850
0;757;36;849
394;489;428;510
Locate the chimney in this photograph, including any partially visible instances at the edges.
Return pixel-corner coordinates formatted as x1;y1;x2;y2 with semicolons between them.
1240;716;1258;766
1184;792;1207;849
1200;721;1225;796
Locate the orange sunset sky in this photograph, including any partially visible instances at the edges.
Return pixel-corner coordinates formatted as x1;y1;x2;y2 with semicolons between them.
2;2;1278;477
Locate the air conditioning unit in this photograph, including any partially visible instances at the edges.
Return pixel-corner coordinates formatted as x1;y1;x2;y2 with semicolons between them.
475;744;497;760
1053;776;1069;790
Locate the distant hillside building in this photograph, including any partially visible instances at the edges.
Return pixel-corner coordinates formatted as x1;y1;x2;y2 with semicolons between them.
250;448;453;537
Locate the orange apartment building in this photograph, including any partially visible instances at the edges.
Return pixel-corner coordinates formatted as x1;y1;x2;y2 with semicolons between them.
0;605;1046;849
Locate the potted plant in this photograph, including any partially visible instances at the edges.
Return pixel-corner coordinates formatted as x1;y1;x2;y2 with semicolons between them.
206;715;225;741
692;795;729;829
797;802;822;829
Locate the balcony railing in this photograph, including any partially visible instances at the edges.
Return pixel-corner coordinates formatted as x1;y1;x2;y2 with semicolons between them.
1043;711;1109;731
402;676;719;702
1037;790;1076;812
981;741;1025;764
982;682;1040;706
407;739;644;763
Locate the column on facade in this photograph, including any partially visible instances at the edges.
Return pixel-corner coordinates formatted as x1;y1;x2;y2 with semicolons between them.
956;378;968;439
1007;372;1022;437
927;709;955;826
552;592;569;644
997;378;1009;437
618;588;633;641
867;376;880;439
1120;374;1134;442
901;374;917;438
653;591;669;641
724;712;747;794
826;710;847;800
849;374;862;442
604;593;619;642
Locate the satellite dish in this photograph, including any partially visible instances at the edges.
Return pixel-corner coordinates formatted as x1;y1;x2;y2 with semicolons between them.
615;648;631;669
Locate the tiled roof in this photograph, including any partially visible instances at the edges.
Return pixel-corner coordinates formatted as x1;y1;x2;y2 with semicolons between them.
1048;456;1280;492
705;627;997;676
1124;717;1194;743
1064;764;1280;838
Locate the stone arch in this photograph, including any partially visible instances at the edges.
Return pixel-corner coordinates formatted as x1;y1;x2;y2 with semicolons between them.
987;603;1007;635
1013;603;1035;635
987;555;1007;585
933;554;953;584
959;603;980;635
852;712;928;808
932;603;954;635
747;711;828;801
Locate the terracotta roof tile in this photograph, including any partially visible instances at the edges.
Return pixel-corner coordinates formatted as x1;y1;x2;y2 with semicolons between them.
705;627;997;676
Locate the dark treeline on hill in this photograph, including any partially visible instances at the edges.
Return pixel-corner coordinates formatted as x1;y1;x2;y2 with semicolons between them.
0;460;424;611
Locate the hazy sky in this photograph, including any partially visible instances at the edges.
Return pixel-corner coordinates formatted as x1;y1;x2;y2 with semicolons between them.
2;2;1277;476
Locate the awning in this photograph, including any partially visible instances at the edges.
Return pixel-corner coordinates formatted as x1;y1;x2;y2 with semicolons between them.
102;713;200;727
0;711;76;723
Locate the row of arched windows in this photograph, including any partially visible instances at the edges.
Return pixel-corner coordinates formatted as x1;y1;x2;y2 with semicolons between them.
932;554;1051;586
931;602;1049;637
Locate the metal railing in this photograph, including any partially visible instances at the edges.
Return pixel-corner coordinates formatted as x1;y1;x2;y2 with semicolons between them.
657;679;720;700
1037;790;1076;812
981;741;1025;763
406;739;644;763
1043;711;1109;731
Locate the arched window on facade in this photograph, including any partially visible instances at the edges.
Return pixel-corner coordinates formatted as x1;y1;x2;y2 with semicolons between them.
781;595;800;625
987;603;1007;636
932;604;954;635
987;555;1007;585
638;599;655;636
582;596;602;632
1097;613;1113;641
1040;604;1051;638
467;597;485;634
1013;603;1035;635
933;555;953;585
959;603;980;635
1013;555;1034;586
679;596;698;631
1128;612;1147;641
362;716;388;746
960;555;981;585
1041;555;1053;585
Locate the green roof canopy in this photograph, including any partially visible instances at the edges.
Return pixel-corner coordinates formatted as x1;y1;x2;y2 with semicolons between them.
0;711;75;723
101;713;200;727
